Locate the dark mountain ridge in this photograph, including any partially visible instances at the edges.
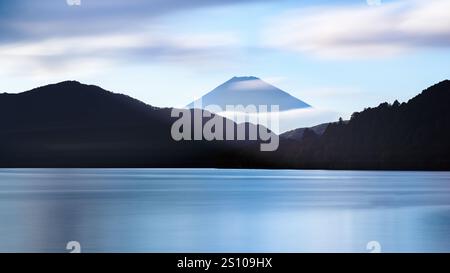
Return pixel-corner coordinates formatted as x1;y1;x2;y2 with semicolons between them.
1;79;450;170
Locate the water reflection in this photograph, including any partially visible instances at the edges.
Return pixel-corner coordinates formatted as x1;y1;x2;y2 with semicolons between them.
0;169;450;252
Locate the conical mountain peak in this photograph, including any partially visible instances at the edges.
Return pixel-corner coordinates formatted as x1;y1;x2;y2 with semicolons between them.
187;76;311;111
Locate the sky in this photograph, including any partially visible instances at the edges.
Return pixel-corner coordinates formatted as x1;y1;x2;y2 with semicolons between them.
0;0;449;130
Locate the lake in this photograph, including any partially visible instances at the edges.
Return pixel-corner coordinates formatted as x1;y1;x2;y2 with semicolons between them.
0;169;450;253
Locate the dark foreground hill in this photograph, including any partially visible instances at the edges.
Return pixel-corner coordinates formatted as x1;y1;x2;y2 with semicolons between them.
0;81;272;167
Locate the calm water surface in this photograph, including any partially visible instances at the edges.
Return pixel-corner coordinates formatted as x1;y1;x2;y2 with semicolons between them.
0;169;450;252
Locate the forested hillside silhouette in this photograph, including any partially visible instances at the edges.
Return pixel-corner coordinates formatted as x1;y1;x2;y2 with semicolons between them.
271;80;450;170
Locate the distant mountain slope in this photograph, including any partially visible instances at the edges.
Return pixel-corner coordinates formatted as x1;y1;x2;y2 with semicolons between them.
187;76;311;112
280;122;331;141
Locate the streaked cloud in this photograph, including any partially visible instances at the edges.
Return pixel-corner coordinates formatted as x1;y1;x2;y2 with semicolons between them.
0;0;267;77
0;28;240;77
0;0;272;42
264;0;450;58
